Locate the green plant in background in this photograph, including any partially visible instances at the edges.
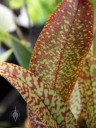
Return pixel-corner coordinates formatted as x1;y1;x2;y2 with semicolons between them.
0;32;32;69
8;0;62;25
0;0;61;68
0;3;32;68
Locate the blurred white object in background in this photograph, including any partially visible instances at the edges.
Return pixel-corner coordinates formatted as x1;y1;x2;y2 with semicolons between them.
16;7;33;28
0;4;16;32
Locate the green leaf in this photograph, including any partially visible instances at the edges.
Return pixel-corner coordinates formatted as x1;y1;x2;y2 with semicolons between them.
90;0;96;28
20;124;25;128
27;0;61;25
93;30;96;54
9;35;32;69
0;122;10;127
94;7;96;27
0;49;13;62
0;31;11;47
27;0;48;25
90;0;96;7
0;106;6;115
9;0;25;9
8;0;61;25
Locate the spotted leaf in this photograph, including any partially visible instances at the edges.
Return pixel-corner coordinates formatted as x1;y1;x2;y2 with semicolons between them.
29;0;93;101
0;62;78;127
78;51;96;127
0;62;57;127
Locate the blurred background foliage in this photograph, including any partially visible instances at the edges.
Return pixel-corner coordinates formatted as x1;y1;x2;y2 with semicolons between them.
0;0;62;68
8;0;61;25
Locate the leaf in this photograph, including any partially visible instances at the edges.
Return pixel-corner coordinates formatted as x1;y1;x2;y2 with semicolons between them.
0;121;10;127
0;49;13;62
0;31;11;47
9;0;24;9
90;0;96;8
70;81;81;120
27;0;62;25
29;0;93;101
78;51;96;127
0;106;6;115
88;1;96;29
10;35;32;69
0;62;78;127
27;0;49;25
0;62;57;127
93;30;96;54
91;0;96;55
0;4;16;33
9;0;61;25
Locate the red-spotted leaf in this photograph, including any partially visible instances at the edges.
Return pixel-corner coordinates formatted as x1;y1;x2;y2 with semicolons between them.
29;0;93;101
0;62;78;127
0;62;57;127
78;51;96;127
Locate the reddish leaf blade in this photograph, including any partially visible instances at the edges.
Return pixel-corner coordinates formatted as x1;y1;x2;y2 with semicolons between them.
78;52;96;127
29;0;93;100
0;62;78;127
0;62;57;127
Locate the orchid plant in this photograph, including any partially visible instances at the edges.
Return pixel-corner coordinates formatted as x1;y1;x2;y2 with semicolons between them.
0;0;95;127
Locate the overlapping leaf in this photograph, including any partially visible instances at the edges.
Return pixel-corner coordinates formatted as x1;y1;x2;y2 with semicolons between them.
29;0;93;100
0;49;12;62
10;36;32;69
0;62;78;127
78;51;96;127
70;81;81;120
